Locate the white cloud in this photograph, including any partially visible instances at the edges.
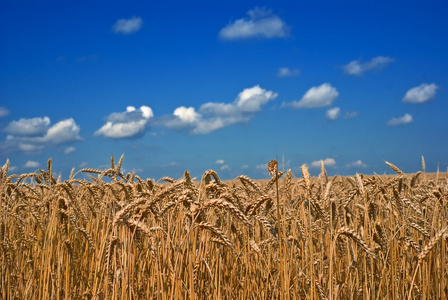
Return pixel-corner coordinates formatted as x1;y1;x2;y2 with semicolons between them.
220;165;231;171
242;164;249;169
163;85;277;134
343;56;395;76
278;67;300;78
3;117;81;153
235;85;277;112
6;117;50;136
44;119;82;144
174;107;200;123
284;83;339;108
216;159;225;165
0;107;9;118
402;83;438;103
346;160;367;168
326;107;341;121
65;146;76;154
24;161;40;168
112;16;143;34
387;113;413;126
140;106;154;118
311;158;336;168
219;7;288;40
95;106;153;139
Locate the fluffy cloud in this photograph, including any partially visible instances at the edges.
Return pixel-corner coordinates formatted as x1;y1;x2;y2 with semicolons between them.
24;161;40;168
216;159;225;165
346;160;367;168
173;106;200;123
311;158;336;168
3;117;81;153
6;117;50;136
277;67;300;78
387;113;413;126
95;106;153;139
164;85;277;134
326;107;341;120
235;85;277;112
284;83;339;108
219;7;288;40
402;83;438;103
0;107;9;118
112;16;143;34
343;56;395;76
44;119;82;144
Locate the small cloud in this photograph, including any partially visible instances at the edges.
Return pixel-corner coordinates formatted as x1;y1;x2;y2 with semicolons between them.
283;83;338;108
161;106;201;131
343;56;395;76
220;165;231;171
0;107;9;118
64;146;76;154
6;117;50;137
402;83;438;103
24;161;40;168
234;85;277;112
162;85;277;134
3;117;81;153
95;106;153;139
311;158;336;168
277;67;300;78
346;160;367;168
242;164;249;170
174;107;201;124
44;119;82;144
326;107;341;121
219;7;289;40
112;16;143;35
216;159;225;165
387;113;413;126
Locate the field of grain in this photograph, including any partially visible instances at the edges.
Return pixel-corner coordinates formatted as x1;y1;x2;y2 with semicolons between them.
1;156;447;299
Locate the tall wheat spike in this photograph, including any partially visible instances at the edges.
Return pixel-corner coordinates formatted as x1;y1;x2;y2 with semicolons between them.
385;161;404;176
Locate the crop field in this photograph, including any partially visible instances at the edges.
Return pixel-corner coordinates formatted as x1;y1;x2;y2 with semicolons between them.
1;156;447;299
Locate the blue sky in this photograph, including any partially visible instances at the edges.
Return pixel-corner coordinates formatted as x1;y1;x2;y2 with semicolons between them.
1;0;447;180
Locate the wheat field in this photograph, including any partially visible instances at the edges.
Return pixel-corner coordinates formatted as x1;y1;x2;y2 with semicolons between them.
1;156;447;299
